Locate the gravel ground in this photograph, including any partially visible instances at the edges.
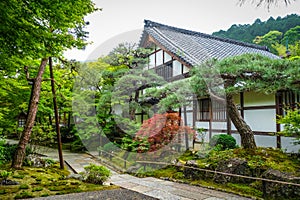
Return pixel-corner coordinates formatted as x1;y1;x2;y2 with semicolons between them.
29;188;159;200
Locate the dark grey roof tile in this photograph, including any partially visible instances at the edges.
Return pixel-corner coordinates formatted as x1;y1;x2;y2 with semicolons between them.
139;20;280;66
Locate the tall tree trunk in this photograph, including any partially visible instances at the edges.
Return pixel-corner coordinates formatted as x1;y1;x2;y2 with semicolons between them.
49;57;64;169
226;92;256;149
12;58;48;169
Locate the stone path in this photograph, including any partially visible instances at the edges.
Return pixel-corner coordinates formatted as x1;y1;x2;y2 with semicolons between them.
7;140;251;200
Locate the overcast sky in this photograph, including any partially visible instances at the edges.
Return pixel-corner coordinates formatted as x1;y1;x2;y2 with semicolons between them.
64;0;300;61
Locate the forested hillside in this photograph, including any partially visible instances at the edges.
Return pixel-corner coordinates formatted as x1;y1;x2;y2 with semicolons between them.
212;14;300;43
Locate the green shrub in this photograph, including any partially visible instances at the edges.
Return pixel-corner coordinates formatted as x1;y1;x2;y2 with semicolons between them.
0;170;12;181
0;144;32;164
0;136;6;165
209;134;237;150
277;108;300;144
80;164;111;185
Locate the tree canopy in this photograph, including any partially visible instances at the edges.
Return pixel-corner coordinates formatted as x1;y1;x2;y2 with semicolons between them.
0;0;98;169
212;14;300;44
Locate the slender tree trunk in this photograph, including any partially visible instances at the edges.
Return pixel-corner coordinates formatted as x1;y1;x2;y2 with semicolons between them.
12;58;48;169
49;57;64;169
226;92;256;149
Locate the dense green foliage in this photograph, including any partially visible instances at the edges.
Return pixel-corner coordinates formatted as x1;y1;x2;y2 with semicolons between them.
213;14;300;43
191;54;300;96
209;134;237;150
278;107;300;144
0;143;32;165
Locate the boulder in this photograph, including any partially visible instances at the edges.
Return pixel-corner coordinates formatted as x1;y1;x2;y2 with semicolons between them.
213;158;252;184
183;160;213;180
25;154;51;168
67;173;84;181
0;179;19;185
126;164;142;174
262;169;300;199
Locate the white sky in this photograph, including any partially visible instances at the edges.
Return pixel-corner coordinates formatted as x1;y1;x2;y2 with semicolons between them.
64;0;300;61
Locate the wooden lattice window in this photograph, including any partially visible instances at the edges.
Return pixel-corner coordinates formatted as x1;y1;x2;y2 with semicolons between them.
155;62;173;80
196;98;226;121
212;101;227;121
18;118;26;127
197;98;210;121
277;90;300;116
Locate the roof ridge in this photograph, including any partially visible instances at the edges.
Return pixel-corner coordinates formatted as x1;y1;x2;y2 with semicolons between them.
144;20;269;52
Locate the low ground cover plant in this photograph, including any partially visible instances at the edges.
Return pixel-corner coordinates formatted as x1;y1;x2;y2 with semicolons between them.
0;162;116;199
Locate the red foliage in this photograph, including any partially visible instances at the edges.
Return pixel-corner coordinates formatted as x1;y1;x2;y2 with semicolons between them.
135;112;195;152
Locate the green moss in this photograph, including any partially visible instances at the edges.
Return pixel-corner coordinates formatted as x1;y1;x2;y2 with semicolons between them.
226;183;263;197
12;174;25;179
136;147;300;199
0;162;117;199
70;181;80;185
0;189;6;194
178;150;196;161
48;186;63;191
19;184;29;190
32;187;43;192
15;191;34;199
35;177;42;181
41;193;50;197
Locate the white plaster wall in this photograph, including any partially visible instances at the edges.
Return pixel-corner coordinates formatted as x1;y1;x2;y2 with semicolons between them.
244;109;277;132
281;137;300;153
156;50;163;66
195;121;209;129
243;92;275;107
231;134;300;152
211;121;227;130
173;60;182;76
164;52;172;62
183;65;189;73
182;112;193;127
254;135;277;148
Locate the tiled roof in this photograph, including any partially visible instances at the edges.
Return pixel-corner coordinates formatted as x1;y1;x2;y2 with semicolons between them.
139;20;280;66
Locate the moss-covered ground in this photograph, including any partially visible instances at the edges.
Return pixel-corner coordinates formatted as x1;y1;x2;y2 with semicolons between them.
136;147;300;199
0;163;117;199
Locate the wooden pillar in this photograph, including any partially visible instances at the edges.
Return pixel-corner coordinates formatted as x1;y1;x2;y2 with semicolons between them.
209;99;212;139
240;92;244;118
183;106;189;150
192;96;197;128
275;91;282;149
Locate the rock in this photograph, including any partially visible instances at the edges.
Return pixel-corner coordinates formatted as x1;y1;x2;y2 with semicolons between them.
1;179;19;185
185;160;198;167
126;164;142;174
26;154;48;168
213;158;252;184
262;169;300;199
67;174;84;181
174;161;184;167
183;160;213;180
195;151;207;159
